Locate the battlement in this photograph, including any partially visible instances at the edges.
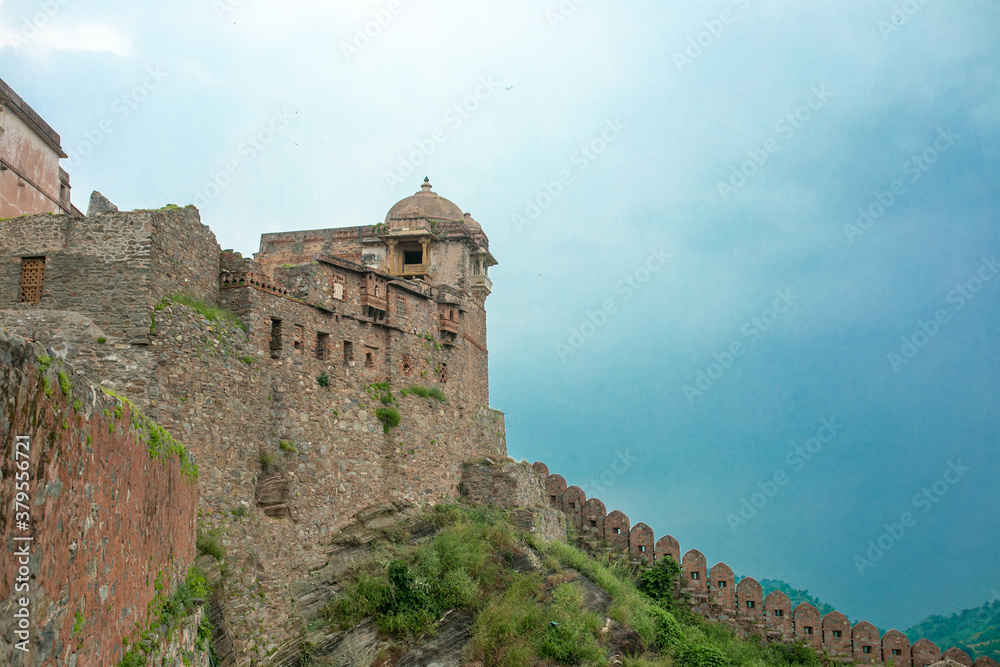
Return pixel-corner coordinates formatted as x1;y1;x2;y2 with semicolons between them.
530;461;993;667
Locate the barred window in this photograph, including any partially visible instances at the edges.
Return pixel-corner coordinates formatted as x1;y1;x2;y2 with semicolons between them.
396;296;406;317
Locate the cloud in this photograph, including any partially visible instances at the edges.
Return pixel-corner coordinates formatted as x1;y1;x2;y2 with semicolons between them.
0;2;134;56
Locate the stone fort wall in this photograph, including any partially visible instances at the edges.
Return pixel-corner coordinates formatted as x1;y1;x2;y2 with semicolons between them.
531;461;996;667
0;207;505;662
0;329;200;666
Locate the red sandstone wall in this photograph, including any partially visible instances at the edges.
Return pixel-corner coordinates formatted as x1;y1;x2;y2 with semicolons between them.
0;330;197;666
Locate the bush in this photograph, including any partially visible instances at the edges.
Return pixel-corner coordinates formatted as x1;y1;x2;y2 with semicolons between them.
638;557;681;604
279;440;298;453
649;605;684;649
676;642;729;667
316;371;330;386
376;407;401;433
96;336;107;344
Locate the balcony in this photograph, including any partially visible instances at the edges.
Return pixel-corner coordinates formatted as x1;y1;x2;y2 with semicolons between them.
470;274;493;293
439;316;460;335
360;293;388;311
399;262;431;278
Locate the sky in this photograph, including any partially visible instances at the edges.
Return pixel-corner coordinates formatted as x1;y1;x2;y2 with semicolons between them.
2;0;998;632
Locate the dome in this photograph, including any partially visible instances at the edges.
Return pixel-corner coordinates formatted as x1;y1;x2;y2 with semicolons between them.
385;178;464;224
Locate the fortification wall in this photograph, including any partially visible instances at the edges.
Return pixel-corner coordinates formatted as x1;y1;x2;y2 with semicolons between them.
531;461;985;667
0;329;199;666
0;207;220;343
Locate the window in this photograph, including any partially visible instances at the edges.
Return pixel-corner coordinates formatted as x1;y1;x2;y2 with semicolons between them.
568;502;576;509
316;332;330;360
293;325;304;351
804;627;813;635
437;362;448;383
774;609;784;617
691;572;699;580
550;495;558;503
589;519;597;527
613;527;620;534
270;319;282;358
718;581;727;588
892;649;902;656
746;600;756;609
404;249;423;265
19;257;45;304
832;630;842;638
396;297;406;317
333;273;345;300
343;341;354;364
365;351;374;368
401;354;413;376
639;545;646;553
862;646;872;654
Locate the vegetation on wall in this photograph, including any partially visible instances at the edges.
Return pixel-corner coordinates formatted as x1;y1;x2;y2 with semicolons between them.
320;504;824;666
102;389;198;482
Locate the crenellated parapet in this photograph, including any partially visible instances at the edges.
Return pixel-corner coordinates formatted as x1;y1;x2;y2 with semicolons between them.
532;461;983;667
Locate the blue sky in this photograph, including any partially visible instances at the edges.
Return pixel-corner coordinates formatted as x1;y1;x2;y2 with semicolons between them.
2;0;998;631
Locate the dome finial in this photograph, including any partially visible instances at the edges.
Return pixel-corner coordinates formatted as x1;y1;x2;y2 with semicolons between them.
421;177;432;193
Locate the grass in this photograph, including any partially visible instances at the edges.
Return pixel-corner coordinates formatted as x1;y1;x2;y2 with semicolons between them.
161;293;245;331
400;384;447;402
259;450;278;471
97;336;107;344
279;440;298;454
196;528;226;561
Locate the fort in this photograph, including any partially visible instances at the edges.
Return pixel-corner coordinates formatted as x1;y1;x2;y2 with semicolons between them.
0;80;993;667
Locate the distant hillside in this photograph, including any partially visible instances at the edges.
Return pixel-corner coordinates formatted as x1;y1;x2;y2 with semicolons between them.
905;599;1000;662
735;577;837;617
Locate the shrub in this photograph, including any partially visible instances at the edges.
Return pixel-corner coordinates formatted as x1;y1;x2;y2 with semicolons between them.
676;642;729;667
232;506;249;518
376;407;401;433
239;355;254;365
316;371;330;386
96;336;107;344
279;440;298;453
649;605;684;649
638;556;682;604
